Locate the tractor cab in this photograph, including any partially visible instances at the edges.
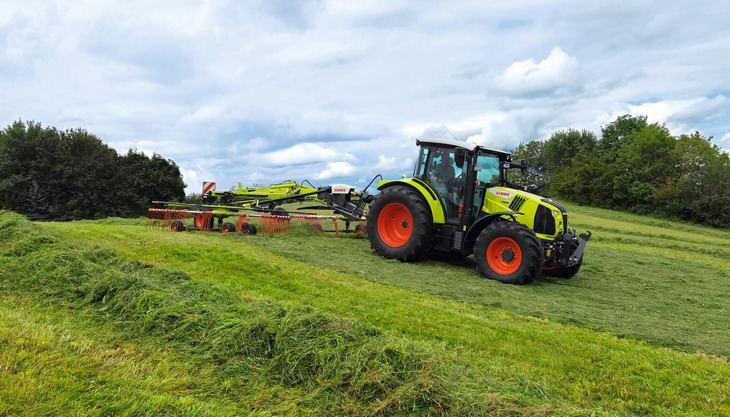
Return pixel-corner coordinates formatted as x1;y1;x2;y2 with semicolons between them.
413;137;515;226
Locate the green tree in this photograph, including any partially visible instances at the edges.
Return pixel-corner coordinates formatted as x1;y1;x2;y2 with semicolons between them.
674;150;730;227
0;120;186;220
552;156;617;207
26;181;52;221
542;128;598;174
598;114;648;162
611;123;678;212
118;150;186;217
507;114;729;228
511;140;549;194
57;128;121;219
653;132;722;218
0;121;62;213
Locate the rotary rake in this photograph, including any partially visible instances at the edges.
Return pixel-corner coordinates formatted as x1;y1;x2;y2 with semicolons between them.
148;179;377;236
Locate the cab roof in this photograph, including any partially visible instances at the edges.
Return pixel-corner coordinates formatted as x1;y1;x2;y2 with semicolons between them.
416;137;511;157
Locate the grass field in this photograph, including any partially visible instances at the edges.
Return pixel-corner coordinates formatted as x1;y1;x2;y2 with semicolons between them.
2;203;729;415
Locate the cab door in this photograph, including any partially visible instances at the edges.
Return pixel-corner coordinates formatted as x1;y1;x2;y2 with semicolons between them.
420;147;467;224
473;153;501;215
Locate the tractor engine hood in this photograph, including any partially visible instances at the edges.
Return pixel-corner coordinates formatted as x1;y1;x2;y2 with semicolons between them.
483;187;567;240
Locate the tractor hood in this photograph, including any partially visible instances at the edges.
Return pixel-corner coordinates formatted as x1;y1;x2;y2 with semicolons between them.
483;186;567;239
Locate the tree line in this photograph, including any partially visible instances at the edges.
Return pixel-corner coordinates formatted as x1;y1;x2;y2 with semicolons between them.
0;120;186;221
511;115;730;228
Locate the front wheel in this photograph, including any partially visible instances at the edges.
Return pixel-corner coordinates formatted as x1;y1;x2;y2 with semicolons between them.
474;221;542;285
366;186;433;262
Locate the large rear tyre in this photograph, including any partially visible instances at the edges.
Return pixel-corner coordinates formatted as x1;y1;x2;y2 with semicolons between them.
474;221;542;285
366;186;433;262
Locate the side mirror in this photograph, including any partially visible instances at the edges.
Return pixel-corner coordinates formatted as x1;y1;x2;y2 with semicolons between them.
454;149;467;167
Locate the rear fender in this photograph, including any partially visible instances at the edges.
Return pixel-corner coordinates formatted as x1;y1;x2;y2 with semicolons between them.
377;179;445;223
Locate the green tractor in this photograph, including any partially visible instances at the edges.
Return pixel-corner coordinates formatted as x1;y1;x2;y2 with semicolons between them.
366;137;591;285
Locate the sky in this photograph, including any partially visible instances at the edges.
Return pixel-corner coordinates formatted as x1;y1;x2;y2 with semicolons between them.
2;0;729;194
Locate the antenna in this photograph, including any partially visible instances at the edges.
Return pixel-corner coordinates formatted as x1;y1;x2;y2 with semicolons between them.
444;126;459;141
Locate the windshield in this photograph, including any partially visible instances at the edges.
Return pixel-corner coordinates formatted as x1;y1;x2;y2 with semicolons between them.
475;154;500;185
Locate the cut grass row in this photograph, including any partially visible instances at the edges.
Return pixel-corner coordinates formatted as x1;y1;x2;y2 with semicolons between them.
137;201;730;358
1;211;489;416
246;202;730;357
39;209;730;415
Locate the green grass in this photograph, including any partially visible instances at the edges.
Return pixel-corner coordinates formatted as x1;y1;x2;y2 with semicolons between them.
148;202;730;357
251;202;730;358
1;212;485;415
3;206;730;415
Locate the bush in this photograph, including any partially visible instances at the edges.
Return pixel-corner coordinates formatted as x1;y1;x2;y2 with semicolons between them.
0;120;185;220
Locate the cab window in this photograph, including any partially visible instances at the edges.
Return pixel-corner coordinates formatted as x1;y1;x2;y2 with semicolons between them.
475;154;500;185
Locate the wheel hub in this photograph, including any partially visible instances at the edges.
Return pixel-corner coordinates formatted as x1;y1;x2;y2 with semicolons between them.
501;247;515;263
400;220;410;230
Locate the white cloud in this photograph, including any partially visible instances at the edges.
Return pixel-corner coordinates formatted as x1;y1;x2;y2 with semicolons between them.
497;47;580;94
719;132;730;153
374;155;397;170
259;143;353;166
180;162;217;194
316;161;356;180
628;96;729;125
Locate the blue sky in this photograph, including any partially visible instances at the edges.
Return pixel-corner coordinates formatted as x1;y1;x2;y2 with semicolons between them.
2;0;729;193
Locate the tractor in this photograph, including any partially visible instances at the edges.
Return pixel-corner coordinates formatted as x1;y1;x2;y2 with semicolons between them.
366;137;591;285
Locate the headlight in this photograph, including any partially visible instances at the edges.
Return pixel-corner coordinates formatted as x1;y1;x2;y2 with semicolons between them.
553;210;560;217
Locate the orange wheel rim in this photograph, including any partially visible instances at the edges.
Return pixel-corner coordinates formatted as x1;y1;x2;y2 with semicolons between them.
486;237;522;275
377;203;413;247
195;215;205;228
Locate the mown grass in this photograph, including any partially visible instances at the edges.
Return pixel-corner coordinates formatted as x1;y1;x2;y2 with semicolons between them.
37;208;730;415
218;202;729;358
3;211;515;416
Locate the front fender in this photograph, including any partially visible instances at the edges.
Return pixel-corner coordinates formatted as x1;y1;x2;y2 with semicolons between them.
463;211;521;254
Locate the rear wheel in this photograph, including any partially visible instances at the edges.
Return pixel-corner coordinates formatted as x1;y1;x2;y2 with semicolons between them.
474;221;542;285
366;186;432;262
221;222;236;234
